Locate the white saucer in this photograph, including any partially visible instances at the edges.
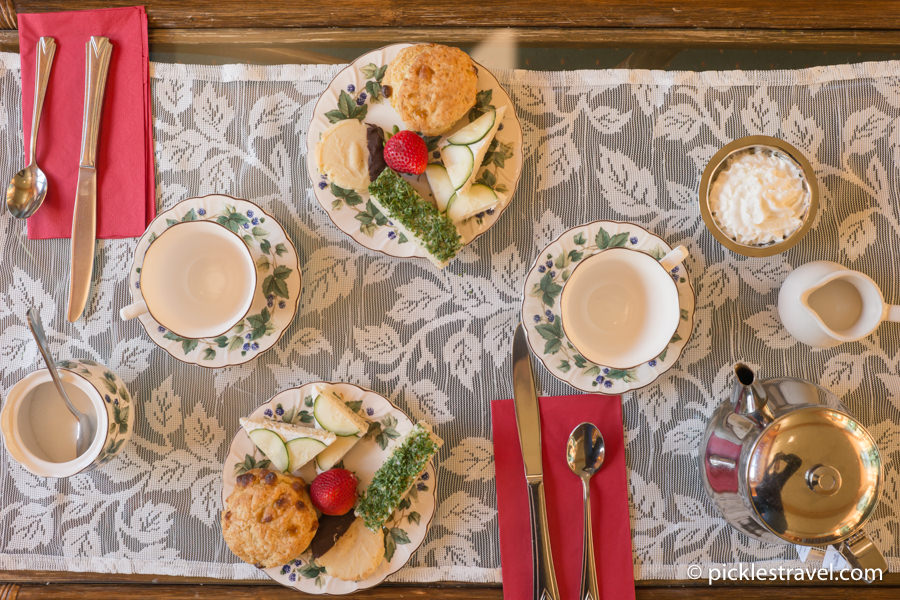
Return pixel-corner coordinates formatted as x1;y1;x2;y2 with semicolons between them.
127;195;302;367
521;221;695;394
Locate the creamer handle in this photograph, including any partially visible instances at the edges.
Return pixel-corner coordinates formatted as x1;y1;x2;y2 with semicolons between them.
660;245;689;272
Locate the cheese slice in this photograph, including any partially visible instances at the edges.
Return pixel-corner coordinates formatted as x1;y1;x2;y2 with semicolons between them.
440;105;507;194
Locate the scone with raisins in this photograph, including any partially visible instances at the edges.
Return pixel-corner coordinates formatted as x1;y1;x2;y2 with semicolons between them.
383;44;478;135
221;468;318;568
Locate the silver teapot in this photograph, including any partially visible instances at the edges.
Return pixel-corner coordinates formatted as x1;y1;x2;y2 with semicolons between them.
699;363;886;571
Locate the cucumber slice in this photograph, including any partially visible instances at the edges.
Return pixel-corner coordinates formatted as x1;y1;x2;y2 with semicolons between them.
447;183;499;223
425;164;455;212
315;436;361;472
314;395;363;437
248;429;290;472
447;109;496;145
286;437;328;471
441;145;474;190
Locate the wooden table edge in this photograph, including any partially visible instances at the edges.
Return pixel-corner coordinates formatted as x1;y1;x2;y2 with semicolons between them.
2;27;900;53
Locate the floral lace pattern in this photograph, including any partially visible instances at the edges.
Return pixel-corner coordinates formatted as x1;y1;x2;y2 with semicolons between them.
0;53;898;581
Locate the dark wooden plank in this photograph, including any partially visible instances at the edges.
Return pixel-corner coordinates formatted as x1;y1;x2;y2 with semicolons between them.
11;583;503;600
5;26;900;54
9;0;900;31
6;581;900;599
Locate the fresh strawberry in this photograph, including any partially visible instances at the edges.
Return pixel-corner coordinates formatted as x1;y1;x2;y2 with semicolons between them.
383;130;428;175
310;468;358;516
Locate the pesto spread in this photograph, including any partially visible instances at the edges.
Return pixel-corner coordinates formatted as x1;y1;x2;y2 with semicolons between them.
356;423;440;530
368;169;461;263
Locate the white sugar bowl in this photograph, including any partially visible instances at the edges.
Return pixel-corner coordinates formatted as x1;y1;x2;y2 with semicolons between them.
1;359;134;478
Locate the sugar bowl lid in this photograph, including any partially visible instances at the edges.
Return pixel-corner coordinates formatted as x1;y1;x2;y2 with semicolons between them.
746;406;881;546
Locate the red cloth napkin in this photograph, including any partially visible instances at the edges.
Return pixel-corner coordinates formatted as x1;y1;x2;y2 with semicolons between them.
18;6;155;239
492;395;636;600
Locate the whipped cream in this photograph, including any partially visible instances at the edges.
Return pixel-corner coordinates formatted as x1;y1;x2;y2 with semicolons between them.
708;149;810;246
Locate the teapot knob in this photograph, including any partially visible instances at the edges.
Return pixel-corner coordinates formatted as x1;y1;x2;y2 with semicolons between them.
806;464;842;496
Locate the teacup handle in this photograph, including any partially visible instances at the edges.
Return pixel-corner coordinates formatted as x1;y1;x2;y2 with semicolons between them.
120;300;149;321
887;304;900;323
659;245;689;271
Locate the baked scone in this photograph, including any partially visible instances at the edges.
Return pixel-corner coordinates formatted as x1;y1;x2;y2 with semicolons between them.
383;44;478;135
317;517;385;581
221;468;319;568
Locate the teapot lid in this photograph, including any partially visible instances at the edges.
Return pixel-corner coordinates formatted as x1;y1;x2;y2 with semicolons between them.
746;406;881;545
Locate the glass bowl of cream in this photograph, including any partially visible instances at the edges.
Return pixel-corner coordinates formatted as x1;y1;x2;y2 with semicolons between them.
699;136;818;257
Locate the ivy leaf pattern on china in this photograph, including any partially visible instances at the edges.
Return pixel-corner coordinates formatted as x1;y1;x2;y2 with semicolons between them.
325;90;368;123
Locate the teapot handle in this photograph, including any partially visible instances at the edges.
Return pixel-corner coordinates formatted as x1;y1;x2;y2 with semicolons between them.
836;531;887;579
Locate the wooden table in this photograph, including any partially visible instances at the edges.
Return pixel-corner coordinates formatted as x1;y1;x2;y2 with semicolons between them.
0;1;899;598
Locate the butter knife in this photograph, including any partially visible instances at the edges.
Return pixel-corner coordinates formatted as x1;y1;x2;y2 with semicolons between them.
67;36;113;322
512;323;560;600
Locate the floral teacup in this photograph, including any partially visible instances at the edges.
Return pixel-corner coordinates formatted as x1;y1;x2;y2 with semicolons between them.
1;359;134;478
120;220;257;339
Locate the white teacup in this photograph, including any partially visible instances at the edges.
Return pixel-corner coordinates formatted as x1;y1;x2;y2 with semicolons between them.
561;245;689;369
120;220;256;339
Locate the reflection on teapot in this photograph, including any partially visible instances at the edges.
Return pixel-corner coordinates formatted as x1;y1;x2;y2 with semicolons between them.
699;363;887;575
778;261;900;348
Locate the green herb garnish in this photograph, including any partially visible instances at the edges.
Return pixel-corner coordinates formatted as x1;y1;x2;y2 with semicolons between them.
368;169;461;263
356;424;439;530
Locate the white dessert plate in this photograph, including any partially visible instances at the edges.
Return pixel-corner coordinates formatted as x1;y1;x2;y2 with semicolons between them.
306;43;524;261
222;382;437;594
127;195;301;367
521;221;696;394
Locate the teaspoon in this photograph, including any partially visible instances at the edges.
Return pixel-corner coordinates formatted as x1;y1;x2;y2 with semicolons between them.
6;37;55;219
566;422;605;600
26;307;94;457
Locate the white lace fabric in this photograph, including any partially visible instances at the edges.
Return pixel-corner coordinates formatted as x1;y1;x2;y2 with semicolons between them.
0;53;897;582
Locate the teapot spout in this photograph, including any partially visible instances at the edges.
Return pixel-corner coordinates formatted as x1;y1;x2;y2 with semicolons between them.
732;363;775;426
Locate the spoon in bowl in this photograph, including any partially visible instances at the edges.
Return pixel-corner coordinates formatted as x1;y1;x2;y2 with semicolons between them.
566;422;605;600
6;37;56;219
25;307;93;458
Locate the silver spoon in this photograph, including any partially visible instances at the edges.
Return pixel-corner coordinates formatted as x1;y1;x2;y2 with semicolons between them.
567;422;605;600
26;307;93;458
6;37;56;219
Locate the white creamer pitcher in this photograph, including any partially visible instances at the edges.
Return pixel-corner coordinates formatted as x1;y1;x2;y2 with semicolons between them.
778;261;900;348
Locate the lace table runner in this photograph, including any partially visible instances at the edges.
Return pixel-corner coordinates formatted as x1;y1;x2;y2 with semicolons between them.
0;53;898;582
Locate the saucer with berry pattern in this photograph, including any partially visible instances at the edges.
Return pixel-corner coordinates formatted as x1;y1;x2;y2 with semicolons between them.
126;194;301;368
307;43;523;262
521;220;695;394
222;381;437;594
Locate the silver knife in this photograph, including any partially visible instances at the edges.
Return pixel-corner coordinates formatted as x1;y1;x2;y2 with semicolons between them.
67;36;113;322
512;323;560;600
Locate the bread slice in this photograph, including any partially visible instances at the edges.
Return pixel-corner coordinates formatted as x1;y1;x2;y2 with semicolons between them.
368;169;461;268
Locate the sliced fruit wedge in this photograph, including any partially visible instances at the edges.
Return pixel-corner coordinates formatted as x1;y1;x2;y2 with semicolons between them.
441;145;474;190
318;517;385;581
424;164;455;212
287;437;328;470
248;429;290;472
447;108;496;145
446;183;500;223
